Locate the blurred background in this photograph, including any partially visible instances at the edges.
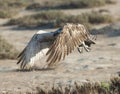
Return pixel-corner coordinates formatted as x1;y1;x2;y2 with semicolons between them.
0;0;119;59
0;0;120;93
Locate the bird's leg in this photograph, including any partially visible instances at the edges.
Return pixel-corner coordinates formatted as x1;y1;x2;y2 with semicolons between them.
77;42;91;53
77;46;83;53
82;42;91;52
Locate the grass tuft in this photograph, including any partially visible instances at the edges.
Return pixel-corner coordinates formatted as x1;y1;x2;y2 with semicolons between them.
85;11;113;24
26;0;116;10
0;0;31;18
26;76;120;94
5;10;113;29
0;35;19;59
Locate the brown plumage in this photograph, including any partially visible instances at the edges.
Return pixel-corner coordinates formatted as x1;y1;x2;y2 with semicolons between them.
46;23;95;67
17;23;95;70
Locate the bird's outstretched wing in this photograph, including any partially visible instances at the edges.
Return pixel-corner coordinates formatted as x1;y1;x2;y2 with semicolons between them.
17;30;54;69
46;23;92;67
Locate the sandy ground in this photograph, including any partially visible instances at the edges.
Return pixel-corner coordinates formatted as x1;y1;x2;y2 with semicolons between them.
0;22;120;93
0;0;120;93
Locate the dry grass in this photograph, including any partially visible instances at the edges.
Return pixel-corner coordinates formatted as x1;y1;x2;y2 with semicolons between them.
5;11;65;28
84;11;113;24
0;9;18;18
26;0;115;10
0;0;115;18
0;0;31;18
25;76;120;94
5;10;113;29
0;35;19;59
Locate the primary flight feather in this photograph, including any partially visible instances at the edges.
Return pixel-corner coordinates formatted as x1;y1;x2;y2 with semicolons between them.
17;23;95;69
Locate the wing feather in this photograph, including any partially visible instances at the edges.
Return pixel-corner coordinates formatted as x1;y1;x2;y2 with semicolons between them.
17;30;55;69
46;23;91;67
20;56;25;69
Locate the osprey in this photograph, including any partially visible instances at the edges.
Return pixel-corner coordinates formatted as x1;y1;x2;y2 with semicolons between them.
17;23;95;70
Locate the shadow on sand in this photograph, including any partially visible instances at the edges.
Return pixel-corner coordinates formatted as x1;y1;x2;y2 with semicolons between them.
0;67;54;73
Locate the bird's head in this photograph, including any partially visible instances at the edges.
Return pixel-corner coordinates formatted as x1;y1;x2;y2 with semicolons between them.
53;27;63;36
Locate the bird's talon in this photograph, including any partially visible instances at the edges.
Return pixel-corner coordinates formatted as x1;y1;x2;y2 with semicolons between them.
77;47;83;53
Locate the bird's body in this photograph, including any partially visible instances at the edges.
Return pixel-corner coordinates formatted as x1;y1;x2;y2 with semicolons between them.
17;23;95;70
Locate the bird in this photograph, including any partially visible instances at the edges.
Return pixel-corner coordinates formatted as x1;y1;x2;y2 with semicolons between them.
17;23;95;70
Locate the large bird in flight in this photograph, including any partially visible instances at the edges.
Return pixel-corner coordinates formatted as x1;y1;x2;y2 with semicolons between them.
17;23;95;70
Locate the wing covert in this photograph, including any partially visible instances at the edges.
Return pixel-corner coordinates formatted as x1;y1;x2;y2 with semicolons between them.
46;23;91;67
